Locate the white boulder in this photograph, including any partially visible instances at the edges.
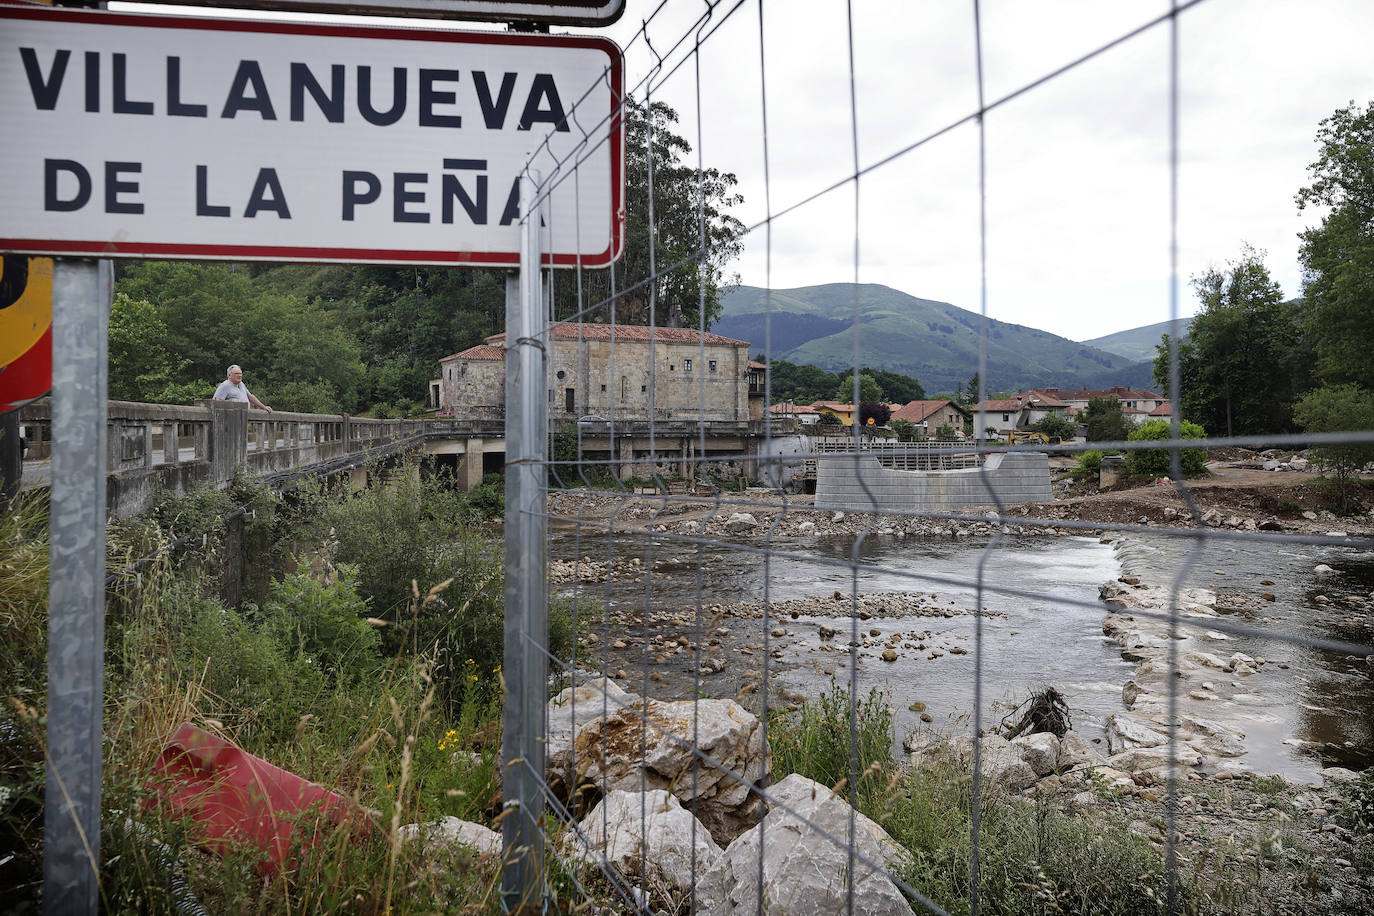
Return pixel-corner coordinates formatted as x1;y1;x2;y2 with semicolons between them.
1010;732;1061;778
572;697;766;845
697;774;913;916
398;816;501;858
566;789;721;902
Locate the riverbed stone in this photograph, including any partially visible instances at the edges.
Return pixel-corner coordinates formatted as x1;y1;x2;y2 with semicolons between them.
1057;731;1107;772
696;773;913;916
1107;714;1170;750
398;816;501;858
571;697;765;846
1011;732;1061;777
547;678;636;783
567;789;721;901
725;512;759;532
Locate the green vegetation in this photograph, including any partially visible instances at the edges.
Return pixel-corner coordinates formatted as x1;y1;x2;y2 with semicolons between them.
768;685;1178;916
1125;419;1207;478
761;357;924;406
0;463;551;914
1293;384;1374;512
1029;413;1076;440
836;372;884;405
1152;244;1305;437
1070;449;1110;481
719;284;1144;396
1083;397;1131;443
891;419;919;442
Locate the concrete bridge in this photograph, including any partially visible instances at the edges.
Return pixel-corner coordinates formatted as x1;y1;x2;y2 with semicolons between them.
15;398;775;518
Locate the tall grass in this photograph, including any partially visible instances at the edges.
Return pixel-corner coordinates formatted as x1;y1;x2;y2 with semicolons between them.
0;464;551;914
769;683;1177;916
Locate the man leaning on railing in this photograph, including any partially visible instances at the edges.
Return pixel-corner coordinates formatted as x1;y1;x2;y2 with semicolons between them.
213;364;273;412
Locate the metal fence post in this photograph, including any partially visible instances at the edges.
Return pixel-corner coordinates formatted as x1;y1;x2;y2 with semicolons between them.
44;258;112;916
501;169;548;910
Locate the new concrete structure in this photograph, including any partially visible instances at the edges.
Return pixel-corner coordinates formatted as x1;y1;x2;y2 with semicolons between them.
814;451;1052;511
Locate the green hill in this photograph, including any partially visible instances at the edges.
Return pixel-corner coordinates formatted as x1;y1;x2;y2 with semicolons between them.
1080;318;1193;363
715;283;1150;395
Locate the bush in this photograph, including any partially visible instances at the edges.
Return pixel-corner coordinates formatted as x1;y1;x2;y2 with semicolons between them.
1126;419;1207;477
769;682;893;803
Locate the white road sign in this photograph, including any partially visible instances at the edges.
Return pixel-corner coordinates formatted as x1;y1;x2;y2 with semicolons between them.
0;5;624;267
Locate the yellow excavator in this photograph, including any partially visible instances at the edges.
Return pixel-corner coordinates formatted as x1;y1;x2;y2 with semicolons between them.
1008;430;1052;445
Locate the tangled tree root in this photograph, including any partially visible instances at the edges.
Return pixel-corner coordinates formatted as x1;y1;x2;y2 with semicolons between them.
1000;686;1071;739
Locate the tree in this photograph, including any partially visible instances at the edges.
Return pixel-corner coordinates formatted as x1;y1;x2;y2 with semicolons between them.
1083;397;1130;443
1153;245;1302;436
1296;101;1374;390
108;293;207;404
890;419;919;442
566;99;744;330
836;373;883;404
857;402;891;428
1126;419;1207;477
764;358;842;403
837;367;924;403
1293;384;1374;511
963;372;981;406
1030;413;1076;440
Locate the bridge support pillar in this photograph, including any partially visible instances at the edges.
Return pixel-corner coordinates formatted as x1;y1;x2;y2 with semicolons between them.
618;437;634;481
460;439;485;491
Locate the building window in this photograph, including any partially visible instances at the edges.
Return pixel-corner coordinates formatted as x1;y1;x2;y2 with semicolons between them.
600;384;607;392
1002;414;1010;422
556;369;566;381
684;358;693;372
621;376;628;399
709;359;717;372
641;385;647;393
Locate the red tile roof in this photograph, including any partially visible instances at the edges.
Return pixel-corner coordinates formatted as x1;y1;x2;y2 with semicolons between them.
485;323;749;347
1149;402;1173;416
769;402;820;414
440;345;505;362
973;399;1026;412
1016;389;1070;408
748;360;767;370
1036;387;1163;401
890;399;963;423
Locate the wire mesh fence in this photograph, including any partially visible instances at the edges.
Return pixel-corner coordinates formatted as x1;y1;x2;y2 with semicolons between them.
496;1;1374;912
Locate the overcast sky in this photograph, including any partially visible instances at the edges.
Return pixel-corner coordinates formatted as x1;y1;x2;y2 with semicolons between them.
119;0;1374;342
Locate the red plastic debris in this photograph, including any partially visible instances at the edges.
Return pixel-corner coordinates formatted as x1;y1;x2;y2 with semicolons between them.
148;723;373;873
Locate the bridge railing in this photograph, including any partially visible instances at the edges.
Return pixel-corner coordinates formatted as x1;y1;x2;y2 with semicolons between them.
17;398;434;517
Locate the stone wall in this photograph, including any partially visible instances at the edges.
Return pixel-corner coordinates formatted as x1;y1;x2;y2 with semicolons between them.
442;338;749;422
814;451;1051;511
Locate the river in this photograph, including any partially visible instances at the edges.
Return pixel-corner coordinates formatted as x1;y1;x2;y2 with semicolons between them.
552;527;1374;780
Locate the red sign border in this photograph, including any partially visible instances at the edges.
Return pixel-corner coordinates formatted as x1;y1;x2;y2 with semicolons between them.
0;3;625;268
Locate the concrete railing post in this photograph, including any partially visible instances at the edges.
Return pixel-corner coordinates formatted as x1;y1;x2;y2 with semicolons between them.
198;399;247;487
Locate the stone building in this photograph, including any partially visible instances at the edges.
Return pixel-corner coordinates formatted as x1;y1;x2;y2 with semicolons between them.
436;324;754;423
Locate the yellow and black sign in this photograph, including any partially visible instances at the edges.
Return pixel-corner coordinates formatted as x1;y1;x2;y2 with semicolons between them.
0;255;53;414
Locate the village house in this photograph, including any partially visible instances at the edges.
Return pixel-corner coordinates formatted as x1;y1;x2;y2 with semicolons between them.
888;399;971;437
767;402;821;426
1035;387;1167;426
807;400;859;427
969;390;1070;439
435;324;756;423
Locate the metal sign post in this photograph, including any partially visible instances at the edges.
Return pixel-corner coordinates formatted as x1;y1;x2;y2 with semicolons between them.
44;257;111;916
501;169;547;909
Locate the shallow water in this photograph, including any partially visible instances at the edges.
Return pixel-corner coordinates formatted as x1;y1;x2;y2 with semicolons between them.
552;528;1373;779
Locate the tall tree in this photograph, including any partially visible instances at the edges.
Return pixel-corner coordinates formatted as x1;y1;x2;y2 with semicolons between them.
1296;101;1374;390
562;99;744;329
1152;245;1300;436
837;367;925;403
1083;397;1130;443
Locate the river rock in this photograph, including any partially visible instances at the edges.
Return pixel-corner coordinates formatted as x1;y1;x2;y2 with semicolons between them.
796;521;815;535
725;512;759;532
1107;714;1169;750
398;816;501;858
1010;732;1061;777
1057;731;1107;772
696;774;913;916
547;678;635;782
1321;766;1360;786
567;789;721;900
1107;746;1203;772
911;735;1036;791
571;697;765;846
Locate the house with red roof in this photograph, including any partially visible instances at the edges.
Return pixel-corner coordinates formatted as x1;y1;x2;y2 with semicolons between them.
889;399;971;437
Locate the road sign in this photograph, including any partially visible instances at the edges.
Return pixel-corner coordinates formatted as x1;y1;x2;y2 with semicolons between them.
133;1;626;27
0;5;624;267
0;255;53;413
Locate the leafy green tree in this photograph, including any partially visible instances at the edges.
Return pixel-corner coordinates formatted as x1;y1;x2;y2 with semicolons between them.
837;373;883;404
964;372;981;405
890;419;919;442
565;99;743;330
1083;397;1130;443
837;367;924;403
1126;419;1207;477
1153;245;1301;436
1294;384;1374;511
108;293;208;404
816;411;842;430
1030;413;1076;440
935;423;959;439
1296;101;1374;390
764;358;842;403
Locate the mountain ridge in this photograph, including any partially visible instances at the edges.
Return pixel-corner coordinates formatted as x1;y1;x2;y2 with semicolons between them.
715;283;1155;395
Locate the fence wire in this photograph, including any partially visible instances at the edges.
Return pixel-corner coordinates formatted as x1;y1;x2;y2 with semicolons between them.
500;1;1374;913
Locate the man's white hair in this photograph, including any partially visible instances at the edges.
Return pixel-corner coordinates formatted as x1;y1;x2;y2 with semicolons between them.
227;364;241;375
